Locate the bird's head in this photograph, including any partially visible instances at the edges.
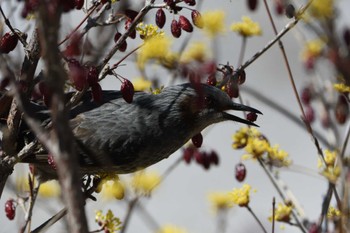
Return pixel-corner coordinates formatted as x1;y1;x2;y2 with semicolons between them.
161;83;262;129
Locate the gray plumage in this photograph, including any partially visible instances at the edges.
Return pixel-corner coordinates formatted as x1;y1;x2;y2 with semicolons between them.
27;83;261;180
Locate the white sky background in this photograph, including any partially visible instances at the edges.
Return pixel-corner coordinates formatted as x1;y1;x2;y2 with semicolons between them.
1;0;350;232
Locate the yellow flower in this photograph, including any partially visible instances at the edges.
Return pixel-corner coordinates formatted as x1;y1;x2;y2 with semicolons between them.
157;224;188;233
208;191;233;212
327;206;341;219
301;39;325;61
267;145;291;167
38;180;61;198
322;166;341;183
309;0;334;19
334;83;350;93
324;149;337;167
137;35;175;70
136;23;164;40
229;184;252;207
231;16;262;37
131;170;161;195
244;137;270;159
133;77;152;91
232;127;261;149
96;173;125;200
269;203;293;223
180;42;208;63
201;10;226;37
95;209;122;233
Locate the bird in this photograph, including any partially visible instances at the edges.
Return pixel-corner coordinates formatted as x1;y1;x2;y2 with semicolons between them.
21;82;261;181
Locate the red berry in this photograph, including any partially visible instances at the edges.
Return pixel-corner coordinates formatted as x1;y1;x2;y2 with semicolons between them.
209;151;219;165
191;10;203;28
183;147;194;164
335;95;349;124
304;105;315;123
301;86;312;105
155;8;166;29
236;69;246;85
69;64;87;91
171;19;182;38
184;0;196;6
246;112;257;122
114;32;127;52
285;4;296;18
179;16;193;32
235;163;246;182
91;83;103;103
48;154;57;170
75;0;84;9
125;19;136;39
5;199;16;220
87;66;98;86
191;133;203;148
274;1;284;15
225;80;239;98
247;0;258;11
194;150;204;164
343;28;350;47
0;32;18;54
121;79;134;103
201;153;210;170
206;74;217;86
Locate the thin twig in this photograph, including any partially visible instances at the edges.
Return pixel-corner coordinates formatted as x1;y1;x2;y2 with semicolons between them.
272;197;275;233
120;198;138;233
246;205;268;233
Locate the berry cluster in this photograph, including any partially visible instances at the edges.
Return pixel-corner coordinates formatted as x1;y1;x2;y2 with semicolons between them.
0;32;18;54
215;65;246;99
182;146;219;170
155;1;202;38
300;85;349;126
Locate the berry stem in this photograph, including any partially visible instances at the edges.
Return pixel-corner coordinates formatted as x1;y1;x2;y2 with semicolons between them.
0;6;27;47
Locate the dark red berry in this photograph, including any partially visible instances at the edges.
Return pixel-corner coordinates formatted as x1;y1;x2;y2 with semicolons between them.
343;28;350;46
69;64;87;91
121;79;134;103
304;105;315;123
301;86;312;105
5;199;16;220
0;32;19;54
179;15;193;32
171;19;182;38
125;19;136;39
235;163;246;182
335;95;349;124
209;150;219;165
75;0;84;9
194;150;203;164
247;0;258;11
274;1;284;15
191;10;203;28
91;83;103;103
236;69;246;85
206;74;217;86
155;8;166;29
114;32;127;52
87;66;98;86
201;153;210;170
191;133;203;148
247;112;257;122
64;32;82;56
183;147;194;164
48;154;57;170
184;0;196;6
225;80;239;98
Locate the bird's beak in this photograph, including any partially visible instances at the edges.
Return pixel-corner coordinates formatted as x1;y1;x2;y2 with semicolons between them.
222;102;262;127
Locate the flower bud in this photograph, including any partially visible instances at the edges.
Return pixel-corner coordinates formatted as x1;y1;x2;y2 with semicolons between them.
191;10;203;28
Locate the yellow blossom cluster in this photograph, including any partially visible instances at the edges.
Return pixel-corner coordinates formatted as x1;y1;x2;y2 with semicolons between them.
137;34;178;70
136;23;164;40
157;224;188;233
96;173;125;200
231;16;262;37
208;191;233;212
201;10;226;37
131;170;161;195
232;127;291;167
318;149;341;183
327;206;341;219
132;77;152;91
229;184;252;207
334;83;350;93
301;39;325;61
16;176;61;198
95;209;122;233
180;42;208;63
269;203;293;223
309;0;335;19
